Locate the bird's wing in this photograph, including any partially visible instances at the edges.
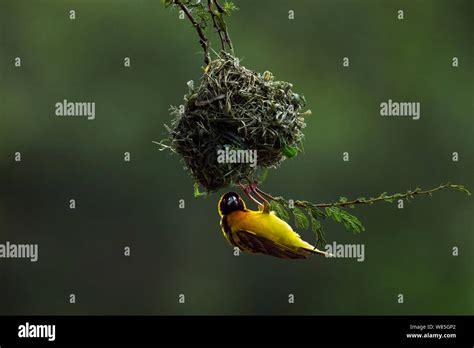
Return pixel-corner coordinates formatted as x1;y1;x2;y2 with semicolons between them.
233;229;308;259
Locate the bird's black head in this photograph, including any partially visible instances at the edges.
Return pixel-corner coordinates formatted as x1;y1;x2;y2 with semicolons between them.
218;192;246;216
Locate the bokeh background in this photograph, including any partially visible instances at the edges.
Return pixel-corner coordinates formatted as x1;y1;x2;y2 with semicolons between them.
0;0;472;315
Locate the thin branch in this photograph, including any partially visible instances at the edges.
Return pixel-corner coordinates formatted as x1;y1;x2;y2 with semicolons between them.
173;0;211;65
213;0;225;13
311;183;469;208
256;183;470;209
214;0;234;54
207;0;226;51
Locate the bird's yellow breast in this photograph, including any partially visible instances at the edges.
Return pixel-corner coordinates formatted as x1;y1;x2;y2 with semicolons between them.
225;210;311;249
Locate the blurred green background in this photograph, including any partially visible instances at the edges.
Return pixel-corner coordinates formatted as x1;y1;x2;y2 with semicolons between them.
0;0;472;315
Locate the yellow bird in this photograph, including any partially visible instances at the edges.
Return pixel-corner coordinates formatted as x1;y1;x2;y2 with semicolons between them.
218;192;330;259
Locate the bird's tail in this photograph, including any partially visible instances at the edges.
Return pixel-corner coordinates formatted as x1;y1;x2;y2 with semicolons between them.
290;238;334;259
299;242;333;258
308;247;333;258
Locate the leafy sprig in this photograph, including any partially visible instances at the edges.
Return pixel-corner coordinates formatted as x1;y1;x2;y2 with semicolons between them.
269;182;470;247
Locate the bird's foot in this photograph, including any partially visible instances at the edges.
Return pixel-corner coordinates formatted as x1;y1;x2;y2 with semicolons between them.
239;181;269;207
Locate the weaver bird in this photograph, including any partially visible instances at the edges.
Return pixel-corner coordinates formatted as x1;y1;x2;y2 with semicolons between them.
218;192;330;259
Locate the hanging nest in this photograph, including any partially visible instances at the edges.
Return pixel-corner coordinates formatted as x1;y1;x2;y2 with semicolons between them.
160;52;311;192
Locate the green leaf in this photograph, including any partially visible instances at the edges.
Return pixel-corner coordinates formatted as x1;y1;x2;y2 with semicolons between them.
282;145;298;158
193;182;207;197
270;200;289;222
223;1;239;13
291;207;309;230
342;212;364;233
306;204;326;220
325;207;342;222
309;213;320;232
307;210;326;249
325;206;364;234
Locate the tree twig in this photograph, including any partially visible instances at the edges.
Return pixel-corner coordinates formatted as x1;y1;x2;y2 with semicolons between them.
214;0;234;54
173;0;211;65
207;0;226;51
256;183;470;209
312;183;469;208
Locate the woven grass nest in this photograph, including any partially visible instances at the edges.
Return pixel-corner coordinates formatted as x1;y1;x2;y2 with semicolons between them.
160;52;311;192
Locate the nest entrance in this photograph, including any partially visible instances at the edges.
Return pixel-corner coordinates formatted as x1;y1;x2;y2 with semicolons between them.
163;52;309;192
